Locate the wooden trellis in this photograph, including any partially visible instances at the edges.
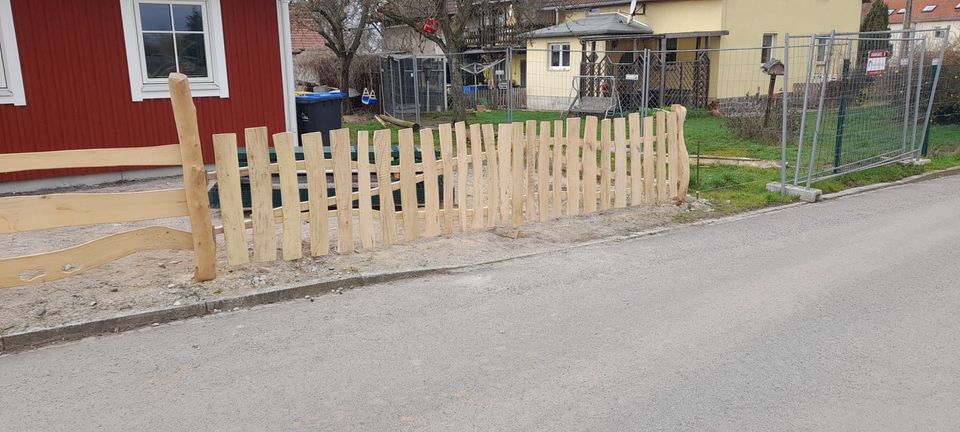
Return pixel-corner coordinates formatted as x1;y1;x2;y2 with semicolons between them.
211;107;690;264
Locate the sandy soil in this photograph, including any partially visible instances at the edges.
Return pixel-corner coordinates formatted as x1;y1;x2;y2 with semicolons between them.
1;176;704;335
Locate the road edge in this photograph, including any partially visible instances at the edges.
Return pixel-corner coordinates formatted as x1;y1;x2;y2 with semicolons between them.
820;166;960;201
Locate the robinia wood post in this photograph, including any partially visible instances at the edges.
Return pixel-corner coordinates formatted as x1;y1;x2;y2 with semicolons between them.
168;73;217;282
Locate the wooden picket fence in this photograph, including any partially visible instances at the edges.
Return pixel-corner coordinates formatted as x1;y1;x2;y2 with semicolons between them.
0;74;216;288
211;107;690;265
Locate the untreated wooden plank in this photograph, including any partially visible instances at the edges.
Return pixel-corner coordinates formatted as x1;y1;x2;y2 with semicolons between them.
399;128;420;241
537;121;551;223
497;123;513;226
169;73;216;281
274;132;303;261
470;124;485;229
331;129;355;254
357;131;376;249
551;120;563;219
643;116;656;204
672;105;692;201
373;130;398;246
455;122;469;231
582;116;598;213
0;144;182;174
212;134;249;265
245;127;277;262
419;128;441;237
628;112;643;206
667;111;680;201
614;117;628;209
599;118;612;211
511;122;525;227
525;120;538;222
302;132;330;256
565;117;581;216
0;227;193;288
0;189;188;234
438;123;456;234
656;111;668;203
482;124;500;228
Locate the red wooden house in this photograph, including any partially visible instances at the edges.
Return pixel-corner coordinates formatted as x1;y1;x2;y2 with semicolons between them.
0;0;297;188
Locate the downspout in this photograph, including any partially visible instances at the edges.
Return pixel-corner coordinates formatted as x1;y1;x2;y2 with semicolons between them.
277;0;298;139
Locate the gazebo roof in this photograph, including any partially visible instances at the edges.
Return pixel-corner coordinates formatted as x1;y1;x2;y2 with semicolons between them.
521;12;654;39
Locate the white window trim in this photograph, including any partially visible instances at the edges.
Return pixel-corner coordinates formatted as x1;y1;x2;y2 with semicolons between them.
548;43;571;71
119;0;229;101
0;0;26;106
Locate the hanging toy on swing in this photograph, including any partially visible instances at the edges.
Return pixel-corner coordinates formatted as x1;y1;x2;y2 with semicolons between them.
361;88;378;106
422;18;438;34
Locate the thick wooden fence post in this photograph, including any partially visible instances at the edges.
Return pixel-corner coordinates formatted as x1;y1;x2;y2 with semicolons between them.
168;73;216;282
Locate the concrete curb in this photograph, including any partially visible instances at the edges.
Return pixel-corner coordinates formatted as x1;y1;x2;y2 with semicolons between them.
821;166;960;201
6;166;955;354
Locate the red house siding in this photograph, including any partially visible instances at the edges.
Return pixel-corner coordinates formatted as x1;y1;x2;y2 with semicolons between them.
0;0;286;182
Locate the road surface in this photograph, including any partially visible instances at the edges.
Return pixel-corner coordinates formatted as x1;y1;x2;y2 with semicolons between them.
2;176;960;431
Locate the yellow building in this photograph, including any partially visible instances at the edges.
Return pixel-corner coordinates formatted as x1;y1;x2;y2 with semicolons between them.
521;0;864;112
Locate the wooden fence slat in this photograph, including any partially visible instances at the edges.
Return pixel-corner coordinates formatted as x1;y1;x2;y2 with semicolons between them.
667;111;680;201
212;134;249;265
537;121;551;223
642;116;655;205
582;116;598;213
373;130;398;245
0;227;193;288
419;128;441;236
600;118;612;211
302;132;331;256
0;189;189;235
399;128;420;241
672;105;692;200
614;117;628;209
511;122;525;227
169;74;216;281
455;122;469;232
244;127;277;262
497;123;513;226
331;129;355;254
656;111;668;203
628;113;643;206
273;132;303;261
551;119;563;219
482;124;499;228
565;117;581;216
357;131;376;249
438;123;456;234
0;144;182;174
470;124;485;229
525;120;538;222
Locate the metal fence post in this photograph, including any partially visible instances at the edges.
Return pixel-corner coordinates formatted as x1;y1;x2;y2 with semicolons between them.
910;38;927;158
806;30;836;188
832;49;852;174
642;48;650;120
506;47;513;123
921;27;949;157
780;34;790;193
411;54;422;126
901;29;915;154
794;35;818;185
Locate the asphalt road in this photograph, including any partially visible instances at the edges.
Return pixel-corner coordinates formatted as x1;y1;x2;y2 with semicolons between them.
3;176;960;431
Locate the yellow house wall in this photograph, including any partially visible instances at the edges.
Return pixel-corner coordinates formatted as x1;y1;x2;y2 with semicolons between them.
526;37;585;111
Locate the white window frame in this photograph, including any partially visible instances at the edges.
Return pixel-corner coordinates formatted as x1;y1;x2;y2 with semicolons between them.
0;0;26;106
549;43;571;70
761;33;777;64
120;0;229;101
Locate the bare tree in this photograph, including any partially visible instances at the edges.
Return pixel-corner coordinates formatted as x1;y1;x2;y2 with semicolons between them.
294;0;377;112
378;0;544;121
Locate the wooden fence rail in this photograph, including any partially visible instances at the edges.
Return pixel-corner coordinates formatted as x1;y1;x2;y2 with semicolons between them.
0;74;216;288
212;106;690;264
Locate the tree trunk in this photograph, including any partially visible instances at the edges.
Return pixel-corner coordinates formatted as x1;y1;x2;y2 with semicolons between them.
445;52;467;122
340;55;354;114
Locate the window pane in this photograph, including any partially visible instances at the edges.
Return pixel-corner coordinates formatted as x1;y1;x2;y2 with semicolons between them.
173;5;204;32
140;3;173;31
143;33;176;78
562;49;570;67
176;34;208;77
551;48;560;67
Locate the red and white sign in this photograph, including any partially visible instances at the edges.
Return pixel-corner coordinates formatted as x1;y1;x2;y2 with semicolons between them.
866;50;888;77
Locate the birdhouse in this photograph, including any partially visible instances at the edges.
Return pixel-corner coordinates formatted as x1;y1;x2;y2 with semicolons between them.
761;59;785;76
423;18;438;34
